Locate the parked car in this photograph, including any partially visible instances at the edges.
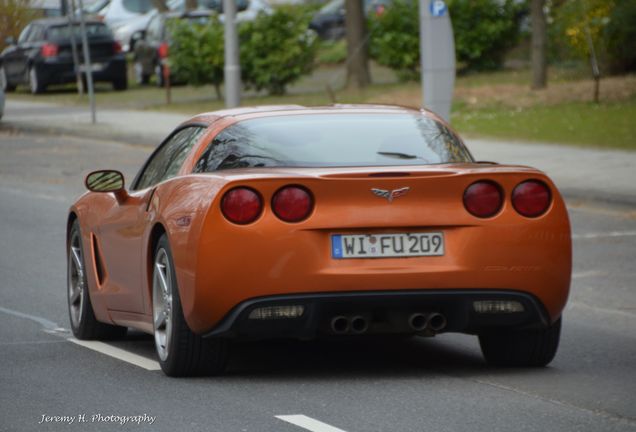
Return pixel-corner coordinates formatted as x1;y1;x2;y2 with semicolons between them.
67;104;571;377
93;0;156;52
168;0;269;22
132;10;215;86
309;0;389;39
0;18;127;93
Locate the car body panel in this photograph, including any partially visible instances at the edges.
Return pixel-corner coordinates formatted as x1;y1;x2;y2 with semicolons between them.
68;105;571;338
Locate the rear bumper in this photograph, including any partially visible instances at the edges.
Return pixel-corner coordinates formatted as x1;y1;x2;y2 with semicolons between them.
202;289;551;340
35;56;127;85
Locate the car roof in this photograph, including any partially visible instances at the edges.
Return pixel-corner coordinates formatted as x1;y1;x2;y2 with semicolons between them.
187;104;435;127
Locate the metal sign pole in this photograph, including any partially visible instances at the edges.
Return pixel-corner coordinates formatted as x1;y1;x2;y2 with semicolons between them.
66;0;83;95
223;0;240;108
76;0;96;123
419;0;455;122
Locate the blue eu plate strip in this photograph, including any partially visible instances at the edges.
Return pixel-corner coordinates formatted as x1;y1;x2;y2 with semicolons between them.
331;235;343;259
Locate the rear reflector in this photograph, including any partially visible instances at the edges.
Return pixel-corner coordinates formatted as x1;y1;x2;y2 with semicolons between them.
248;305;304;320
158;42;169;58
221;187;262;225
512;180;551;217
272;185;313;223
41;43;59;57
463;181;503;218
113;41;122;53
474;300;524;314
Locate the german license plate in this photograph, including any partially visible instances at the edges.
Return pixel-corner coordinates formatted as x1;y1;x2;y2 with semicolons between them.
331;232;444;259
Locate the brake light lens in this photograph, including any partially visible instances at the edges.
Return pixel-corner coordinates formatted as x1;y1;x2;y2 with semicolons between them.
272;185;313;223
113;41;122;53
512;180;551;217
221;187;262;224
463;181;503;218
41;43;58;57
158;42;169;58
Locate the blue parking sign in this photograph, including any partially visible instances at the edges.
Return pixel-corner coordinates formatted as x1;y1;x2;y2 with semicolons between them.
429;0;447;17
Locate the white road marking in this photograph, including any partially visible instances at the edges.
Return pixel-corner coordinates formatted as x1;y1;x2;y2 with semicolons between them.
572;230;636;240
275;415;348;432
0;306;60;330
68;338;161;371
571;270;606;279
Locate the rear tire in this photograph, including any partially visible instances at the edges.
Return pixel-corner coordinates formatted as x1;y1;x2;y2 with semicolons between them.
479;318;561;367
155;64;165;87
0;66;16;92
133;61;149;85
67;219;128;340
153;234;229;377
29;66;46;94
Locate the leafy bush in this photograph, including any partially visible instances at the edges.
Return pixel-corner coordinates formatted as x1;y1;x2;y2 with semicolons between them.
368;0;421;81
604;0;636;73
368;0;527;79
168;15;225;98
449;0;527;71
317;39;347;65
239;6;318;95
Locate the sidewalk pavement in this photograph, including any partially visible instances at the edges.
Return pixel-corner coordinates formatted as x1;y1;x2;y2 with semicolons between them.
2;99;635;206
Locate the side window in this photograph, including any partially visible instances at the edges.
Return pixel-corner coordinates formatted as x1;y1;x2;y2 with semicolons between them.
146;15;162;41
27;25;44;42
134;126;205;190
18;25;32;44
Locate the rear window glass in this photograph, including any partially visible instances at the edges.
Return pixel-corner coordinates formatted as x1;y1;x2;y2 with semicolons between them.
193;113;473;172
47;23;112;39
123;0;154;13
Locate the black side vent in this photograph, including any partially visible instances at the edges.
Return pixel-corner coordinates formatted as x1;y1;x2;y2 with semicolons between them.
92;234;105;285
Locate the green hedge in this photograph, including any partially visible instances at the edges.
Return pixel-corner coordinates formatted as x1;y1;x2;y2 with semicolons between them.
168;6;317;96
368;0;527;80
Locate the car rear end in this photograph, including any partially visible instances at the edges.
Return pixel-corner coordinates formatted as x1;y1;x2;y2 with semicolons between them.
177;110;571;341
35;21;126;87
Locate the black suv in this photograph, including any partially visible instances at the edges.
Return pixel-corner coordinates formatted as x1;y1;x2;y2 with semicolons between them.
0;18;127;94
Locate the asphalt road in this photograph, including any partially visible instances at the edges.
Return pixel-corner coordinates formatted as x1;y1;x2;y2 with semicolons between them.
1;130;635;432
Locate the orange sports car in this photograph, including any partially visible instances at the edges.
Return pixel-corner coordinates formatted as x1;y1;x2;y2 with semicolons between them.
67;105;571;376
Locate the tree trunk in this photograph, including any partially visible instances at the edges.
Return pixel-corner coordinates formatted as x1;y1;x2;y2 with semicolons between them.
345;0;370;89
531;0;547;89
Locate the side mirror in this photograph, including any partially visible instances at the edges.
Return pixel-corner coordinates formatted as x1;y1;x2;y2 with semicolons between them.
4;36;16;46
85;170;125;192
85;170;129;202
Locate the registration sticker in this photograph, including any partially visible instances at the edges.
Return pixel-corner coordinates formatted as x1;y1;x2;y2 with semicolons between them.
332;232;444;259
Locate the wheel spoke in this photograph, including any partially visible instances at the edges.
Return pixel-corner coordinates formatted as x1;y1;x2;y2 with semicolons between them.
71;246;82;271
154;312;166;330
70;287;81;304
155;262;169;295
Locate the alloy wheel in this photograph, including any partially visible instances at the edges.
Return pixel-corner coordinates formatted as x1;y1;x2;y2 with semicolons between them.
153;248;173;361
68;230;85;329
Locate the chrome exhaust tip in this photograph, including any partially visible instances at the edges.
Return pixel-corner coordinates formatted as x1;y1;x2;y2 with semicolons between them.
330;316;349;334
350;316;369;334
427;313;447;332
408;313;428;331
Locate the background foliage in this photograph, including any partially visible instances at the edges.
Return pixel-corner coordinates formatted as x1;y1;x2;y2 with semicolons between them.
239;6;317;95
368;0;527;80
0;0;37;52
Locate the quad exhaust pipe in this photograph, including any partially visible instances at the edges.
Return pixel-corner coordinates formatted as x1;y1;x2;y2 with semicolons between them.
330;315;369;334
408;312;447;332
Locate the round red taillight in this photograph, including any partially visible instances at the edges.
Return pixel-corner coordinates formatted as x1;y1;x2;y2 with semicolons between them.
272;185;313;223
463;181;503;218
512;180;551;217
221;187;262;225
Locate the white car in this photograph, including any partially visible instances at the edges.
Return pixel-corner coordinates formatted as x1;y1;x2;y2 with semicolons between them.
95;0;156;51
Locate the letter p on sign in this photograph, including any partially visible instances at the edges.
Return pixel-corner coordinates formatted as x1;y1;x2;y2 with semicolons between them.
430;0;447;17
